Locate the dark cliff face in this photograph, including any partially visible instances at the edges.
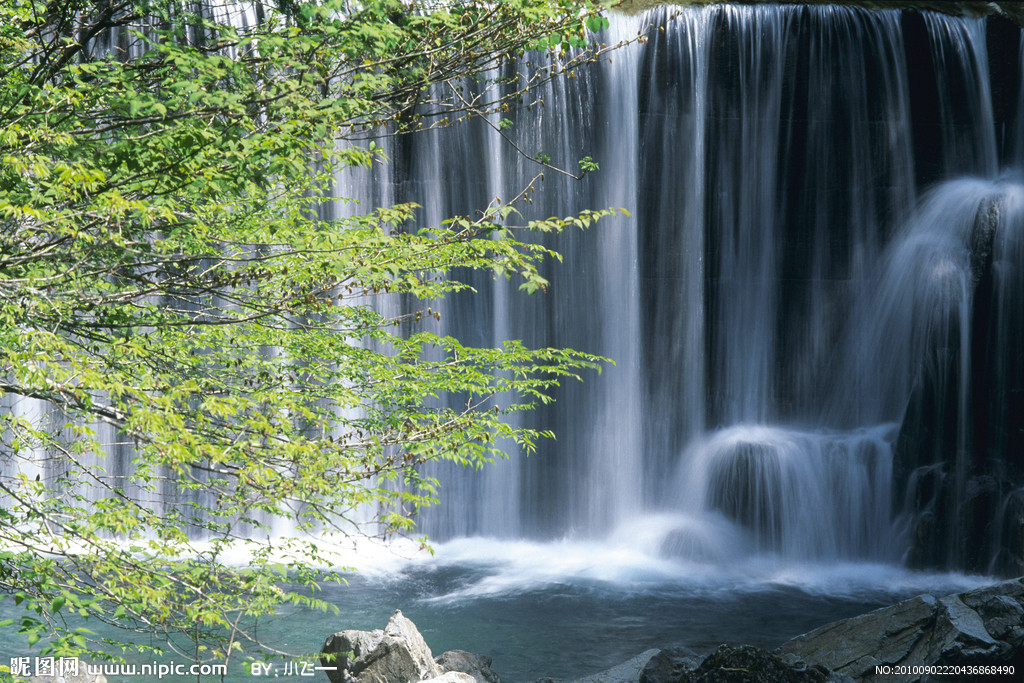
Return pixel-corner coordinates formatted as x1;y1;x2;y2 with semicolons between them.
669;7;1024;575
895;189;1024;577
889;13;1024;577
345;4;1024;573
634;4;1024;574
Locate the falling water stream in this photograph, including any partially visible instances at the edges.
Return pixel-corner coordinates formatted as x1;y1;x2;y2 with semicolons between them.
395;4;1024;568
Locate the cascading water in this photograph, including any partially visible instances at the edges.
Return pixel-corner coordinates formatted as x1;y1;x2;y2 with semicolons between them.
671;424;895;560
349;4;1024;577
8;2;1023;577
891;175;1024;574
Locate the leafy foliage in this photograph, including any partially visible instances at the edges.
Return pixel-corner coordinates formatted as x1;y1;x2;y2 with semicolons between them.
0;0;618;669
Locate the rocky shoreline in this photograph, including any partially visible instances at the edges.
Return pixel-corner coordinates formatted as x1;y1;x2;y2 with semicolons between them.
322;577;1024;683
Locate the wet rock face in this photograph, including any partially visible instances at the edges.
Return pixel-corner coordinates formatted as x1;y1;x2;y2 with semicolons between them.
320;610;443;683
320;613;504;683
893;191;1024;577
639;647;704;683
674;644;834;683
777;578;1024;682
434;651;502;683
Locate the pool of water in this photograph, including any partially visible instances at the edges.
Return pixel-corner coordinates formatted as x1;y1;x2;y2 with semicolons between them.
0;537;996;682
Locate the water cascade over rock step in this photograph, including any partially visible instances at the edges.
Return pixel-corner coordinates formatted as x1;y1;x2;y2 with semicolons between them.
367;4;1024;575
669;425;895;560
894;181;1024;574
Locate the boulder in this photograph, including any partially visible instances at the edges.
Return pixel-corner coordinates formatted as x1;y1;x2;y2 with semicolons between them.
639;647;703;683
321;610;444;683
572;649;660;683
435;651;501;683
778;577;1024;681
677;644;837;683
421;673;476;683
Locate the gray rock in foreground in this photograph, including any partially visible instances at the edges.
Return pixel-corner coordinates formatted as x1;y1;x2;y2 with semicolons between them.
571;649;660;683
778;577;1024;681
638;646;703;683
672;644;841;683
429;673;477;683
435;650;502;683
321;610;443;683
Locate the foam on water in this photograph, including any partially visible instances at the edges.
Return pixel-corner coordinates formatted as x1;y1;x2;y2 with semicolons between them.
374;533;994;604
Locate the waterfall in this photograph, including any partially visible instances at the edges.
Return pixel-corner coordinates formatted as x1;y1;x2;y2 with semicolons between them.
674;424;895;560
350;4;1024;575
10;3;1024;576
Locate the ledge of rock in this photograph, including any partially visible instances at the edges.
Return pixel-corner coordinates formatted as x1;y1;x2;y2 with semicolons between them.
777;577;1024;681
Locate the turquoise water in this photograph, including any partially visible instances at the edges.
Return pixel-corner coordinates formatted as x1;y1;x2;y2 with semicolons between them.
0;538;995;682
